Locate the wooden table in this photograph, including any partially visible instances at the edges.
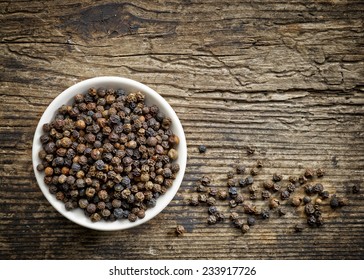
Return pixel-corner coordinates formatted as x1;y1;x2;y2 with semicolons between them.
1;0;363;259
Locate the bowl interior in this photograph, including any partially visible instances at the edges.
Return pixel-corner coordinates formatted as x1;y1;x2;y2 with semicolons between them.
32;77;187;230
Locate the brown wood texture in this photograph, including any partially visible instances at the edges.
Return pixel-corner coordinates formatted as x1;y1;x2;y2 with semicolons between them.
1;0;364;259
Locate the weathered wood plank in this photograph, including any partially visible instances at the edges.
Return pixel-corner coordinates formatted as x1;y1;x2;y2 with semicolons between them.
1;0;363;259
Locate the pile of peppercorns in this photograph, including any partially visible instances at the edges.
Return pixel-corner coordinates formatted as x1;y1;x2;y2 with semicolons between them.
36;87;180;223
186;159;355;234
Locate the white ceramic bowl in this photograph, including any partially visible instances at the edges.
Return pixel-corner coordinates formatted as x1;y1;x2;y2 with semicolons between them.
32;77;187;231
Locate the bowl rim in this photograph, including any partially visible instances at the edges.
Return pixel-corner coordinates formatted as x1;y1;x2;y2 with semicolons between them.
32;76;187;231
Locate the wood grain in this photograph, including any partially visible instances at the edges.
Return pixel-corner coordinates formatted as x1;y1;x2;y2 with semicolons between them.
1;0;363;259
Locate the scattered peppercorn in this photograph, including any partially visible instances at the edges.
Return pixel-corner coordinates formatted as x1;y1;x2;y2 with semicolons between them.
236;165;246;174
352;184;360;194
313;183;324;194
247;216;256;227
288;176;298;184
228;187;238;198
305;203;315;215
215;212;225;222
298;175;308;185
208;187;218;197
291;196;302;207
233;219;244;228
206;197;216;206
304;184;314;196
201;176;211;186
261;209;270;219
316;168;325;177
280;190;290;200
286;183;296;193
207;215;217;224
227;171;234;179
303;196;311;204
304;168;314;179
250;168;259;176
269;198;280;209
189;195;199;206
245;176;254;185
217;190;228;200
272;173;283;182
241;224;250;234
208;206;218;215
246;146;255;155
198;193;207;203
315;198;323;205
261;190;271;200
278;208;287;216
175;225;186;236
230;212;239;221
198;145;207;153
229;200;237;208
294;224;304;232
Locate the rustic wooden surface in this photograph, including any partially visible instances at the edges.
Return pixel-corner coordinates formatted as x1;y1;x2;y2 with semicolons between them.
1;0;363;260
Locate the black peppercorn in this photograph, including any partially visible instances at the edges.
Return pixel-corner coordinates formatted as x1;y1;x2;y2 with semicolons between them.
278;208;287;216
198;194;207;203
228;187;238;198
316;168;325;177
206;197;216;206
241;224;250;234
313;183;324;194
262;181;274;190
217;190;228;200
208;206;218;215
304;168;314;179
305;203;315;215
236;165;245;174
299;175;307;185
261;209;270;219
207;215;217;224
229;199;237;208
238;178;246;188
198;145;206;153
38;87;180;223
286;183;295;193
288;176;298;184
261;190;271;200
245;176;254;185
247;216;256;226
227;171;234;179
201;176;211;186
175;225;186;236
250;168;259;176
291;196;302;207
230;212;239;221
280;190;290;200
233;219;244;228
303;196;311;204
128;213;137;222
304;184;314;195
320;190;330;200
189;195;199;206
269;198;280;209
227;179;237;188
352;184;360;194
208;187;218;197
294;224;304;232
272;173;283;182
307;215;317;226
